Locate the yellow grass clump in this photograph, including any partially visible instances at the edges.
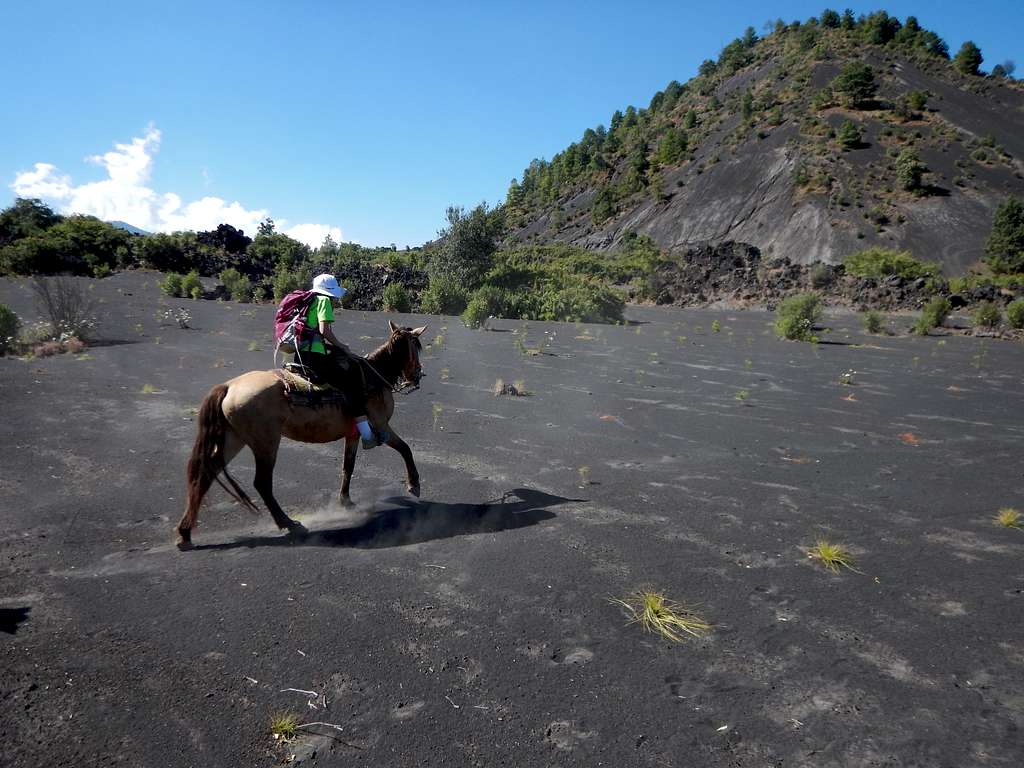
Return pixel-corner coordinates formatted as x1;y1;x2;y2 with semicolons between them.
807;540;858;572
995;507;1021;530
269;712;299;742
611;590;711;642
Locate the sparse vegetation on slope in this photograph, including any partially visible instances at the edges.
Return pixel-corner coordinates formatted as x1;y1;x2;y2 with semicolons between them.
499;9;1023;276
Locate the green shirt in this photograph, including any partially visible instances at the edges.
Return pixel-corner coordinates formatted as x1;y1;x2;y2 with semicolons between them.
300;295;334;354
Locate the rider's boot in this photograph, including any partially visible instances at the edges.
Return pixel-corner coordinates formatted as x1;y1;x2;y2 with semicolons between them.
355;416;389;450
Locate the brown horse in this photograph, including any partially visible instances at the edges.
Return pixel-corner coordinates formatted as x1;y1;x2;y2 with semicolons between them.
176;321;427;549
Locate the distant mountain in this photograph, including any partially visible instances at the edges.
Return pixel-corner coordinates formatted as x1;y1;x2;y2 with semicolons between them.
502;11;1024;274
109;221;150;236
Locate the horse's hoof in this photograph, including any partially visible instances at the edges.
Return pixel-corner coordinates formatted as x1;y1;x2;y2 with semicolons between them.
176;529;192;550
288;523;309;540
340;496;356;509
176;539;194;552
408;484;421;498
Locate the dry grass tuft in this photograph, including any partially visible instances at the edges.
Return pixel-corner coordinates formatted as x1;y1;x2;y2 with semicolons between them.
494;378;530;397
610;590;711;642
995;507;1021;530
806;540;858;572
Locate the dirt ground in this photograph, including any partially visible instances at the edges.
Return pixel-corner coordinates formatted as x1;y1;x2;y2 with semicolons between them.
1;271;1022;767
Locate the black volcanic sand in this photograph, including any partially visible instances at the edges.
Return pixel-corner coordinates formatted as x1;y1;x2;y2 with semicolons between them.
2;272;1023;767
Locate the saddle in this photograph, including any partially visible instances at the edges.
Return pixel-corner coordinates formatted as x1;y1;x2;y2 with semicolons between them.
275;364;349;408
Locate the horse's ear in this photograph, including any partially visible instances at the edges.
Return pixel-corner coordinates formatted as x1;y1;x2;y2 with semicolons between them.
388;320;400;334
411;325;428;337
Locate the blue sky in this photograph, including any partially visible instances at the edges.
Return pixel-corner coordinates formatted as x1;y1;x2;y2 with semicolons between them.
2;1;1020;247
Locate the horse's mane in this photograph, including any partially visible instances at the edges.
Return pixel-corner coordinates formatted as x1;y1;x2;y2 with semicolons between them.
362;330;420;391
366;333;399;363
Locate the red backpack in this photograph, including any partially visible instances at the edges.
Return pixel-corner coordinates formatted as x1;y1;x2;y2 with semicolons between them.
273;289;317;361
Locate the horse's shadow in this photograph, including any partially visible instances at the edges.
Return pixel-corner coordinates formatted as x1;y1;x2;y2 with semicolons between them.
193;487;577;552
0;607;31;634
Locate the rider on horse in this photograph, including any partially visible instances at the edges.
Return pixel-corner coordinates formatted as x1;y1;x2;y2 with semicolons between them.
299;273;388;449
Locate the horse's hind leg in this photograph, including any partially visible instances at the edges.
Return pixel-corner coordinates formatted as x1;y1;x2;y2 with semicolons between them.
177;428;244;547
384;429;420;497
252;439;306;537
339;435;359;507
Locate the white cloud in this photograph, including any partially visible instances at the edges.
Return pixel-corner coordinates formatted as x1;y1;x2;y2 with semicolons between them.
284;223;343;248
11;163;73;199
9;127;343;247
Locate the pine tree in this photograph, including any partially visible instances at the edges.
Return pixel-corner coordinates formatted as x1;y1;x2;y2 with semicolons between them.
592;187;616;225
895;149;926;192
837;120;862;150
830;62;877;107
656;128;689;165
954;41;983;76
985;198;1024;273
741;90;754;120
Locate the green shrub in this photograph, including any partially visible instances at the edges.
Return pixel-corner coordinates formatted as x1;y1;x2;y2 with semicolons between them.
420;275;469;315
774;293;823;341
537;283;624;324
844;248;938;280
810;263;832;288
160;273;184;297
1006;299;1024;329
907;90;928;111
461;285;507;328
462;296;490;328
862;310;885;334
913;296;951;334
0;304;20;354
382;282;411;312
972;301;1001;329
181;271;203;300
272;267;306;301
949;273;1024;293
219;268;252;303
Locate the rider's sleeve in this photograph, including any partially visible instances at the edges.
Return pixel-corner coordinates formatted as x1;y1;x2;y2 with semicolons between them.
315;296;335;325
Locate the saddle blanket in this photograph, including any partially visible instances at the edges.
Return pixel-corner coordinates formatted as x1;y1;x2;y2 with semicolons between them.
274;368;349;409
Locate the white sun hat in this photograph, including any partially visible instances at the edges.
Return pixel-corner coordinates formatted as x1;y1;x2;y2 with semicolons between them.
311;273;346;299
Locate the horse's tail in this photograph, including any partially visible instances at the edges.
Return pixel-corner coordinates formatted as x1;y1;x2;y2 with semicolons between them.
183;384;258;527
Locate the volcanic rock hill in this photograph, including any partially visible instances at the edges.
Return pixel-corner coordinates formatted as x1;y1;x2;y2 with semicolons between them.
503;14;1024;275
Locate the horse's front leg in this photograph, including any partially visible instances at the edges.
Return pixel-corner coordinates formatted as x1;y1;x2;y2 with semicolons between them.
385;429;420;497
339;434;359;507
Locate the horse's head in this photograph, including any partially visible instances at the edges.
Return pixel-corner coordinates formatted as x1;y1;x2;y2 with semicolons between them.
388;320;427;388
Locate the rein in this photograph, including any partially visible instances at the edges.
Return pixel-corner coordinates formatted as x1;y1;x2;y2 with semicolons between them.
360;357;419;395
